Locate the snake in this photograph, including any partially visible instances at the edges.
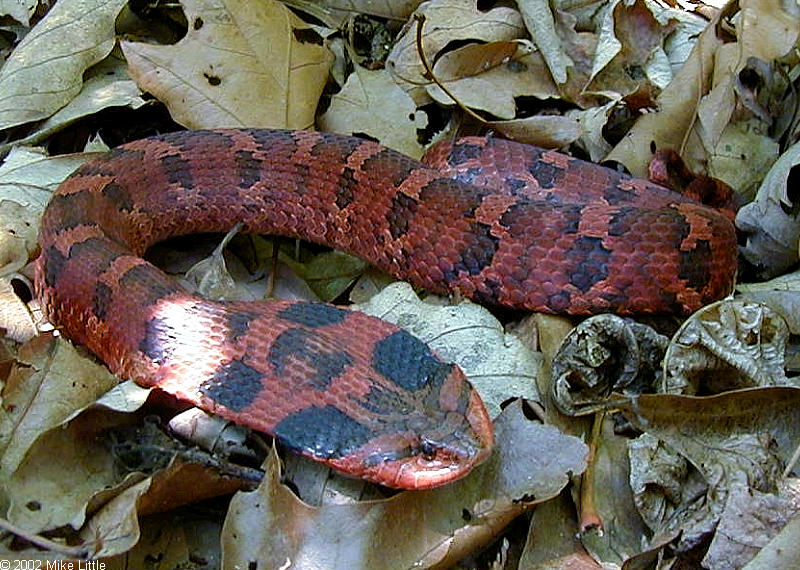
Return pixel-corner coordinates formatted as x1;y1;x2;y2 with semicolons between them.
35;129;738;489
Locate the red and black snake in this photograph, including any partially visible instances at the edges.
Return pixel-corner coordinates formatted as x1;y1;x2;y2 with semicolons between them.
35;129;737;489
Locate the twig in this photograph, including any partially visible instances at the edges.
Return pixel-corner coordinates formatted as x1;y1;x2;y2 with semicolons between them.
414;14;487;125
0;516;91;559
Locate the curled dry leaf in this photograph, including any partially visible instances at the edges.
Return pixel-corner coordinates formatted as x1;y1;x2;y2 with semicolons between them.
485;113;583;149
663;300;792;395
617;387;800;567
550;315;667;416
183;223;242;300
736;139;800;279
3;378;249;558
122;0;333;129
168;408;267;467
222;400;588;569
628;432;709;537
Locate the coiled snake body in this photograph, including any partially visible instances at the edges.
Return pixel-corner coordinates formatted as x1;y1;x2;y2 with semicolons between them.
36;129;737;488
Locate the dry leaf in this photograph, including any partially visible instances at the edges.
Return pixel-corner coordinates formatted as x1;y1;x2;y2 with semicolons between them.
0;146;97;269
386;0;525;105
737;140;800;279
580;414;656;565
319;66;427;157
486;114;583;151
608;0;798;179
743;512;800;569
426;44;558;120
0;0;36;26
517;0;573;85
0;0;127;131
662;300;792;395
122;0;333;129
293;0;420;28
0;335;119;481
8;52;146;150
0;277;35;342
617;387;800;566
737;270;800;335
550;315;667;416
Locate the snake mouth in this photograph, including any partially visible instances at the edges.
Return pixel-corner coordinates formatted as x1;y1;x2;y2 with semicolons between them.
325;442;492;490
323;389;494;490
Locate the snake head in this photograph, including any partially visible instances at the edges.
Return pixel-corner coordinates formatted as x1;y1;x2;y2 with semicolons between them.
323;366;494;490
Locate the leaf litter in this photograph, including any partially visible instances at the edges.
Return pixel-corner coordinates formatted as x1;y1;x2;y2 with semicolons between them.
0;0;799;567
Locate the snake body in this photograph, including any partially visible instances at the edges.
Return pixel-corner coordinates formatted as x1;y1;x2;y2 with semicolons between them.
36;129;737;488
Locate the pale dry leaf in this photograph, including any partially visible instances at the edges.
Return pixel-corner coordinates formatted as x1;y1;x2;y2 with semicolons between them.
704;484;800;569
565;99;619;161
319;66;427;157
0;335;119;480
743;511;800;569
0;146;93;210
0;0;128;131
736;140;800;279
604;11;722;177
0;276;35;341
707;121;779;201
517;0;572;84
426;44;559;120
486;114;582;148
610;0;798;178
122;0;333;130
4;410;128;535
353;282;540;417
183;224;241;300
0;201;33;276
0;0;36;26
386;0;525;105
10;53;146;149
290;0;421;27
663;300;792;395
589;1;621;84
738;0;800;62
737;270;800;334
0;146;96;269
589;0;678;91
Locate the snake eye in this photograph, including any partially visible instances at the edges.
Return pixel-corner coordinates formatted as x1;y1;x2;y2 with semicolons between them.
420;439;438;461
